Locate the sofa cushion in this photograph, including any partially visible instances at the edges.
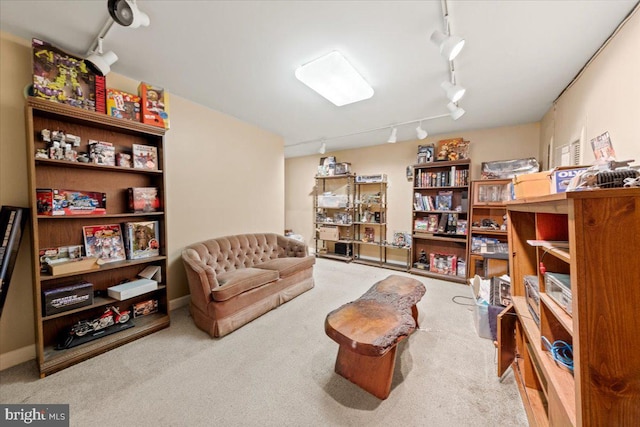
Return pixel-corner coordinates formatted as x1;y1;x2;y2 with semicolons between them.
212;268;279;302
255;255;315;278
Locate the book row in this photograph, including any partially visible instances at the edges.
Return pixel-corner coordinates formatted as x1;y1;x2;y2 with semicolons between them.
415;167;469;188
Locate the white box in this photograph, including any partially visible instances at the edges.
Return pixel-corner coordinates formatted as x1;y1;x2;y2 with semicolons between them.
108;278;158;301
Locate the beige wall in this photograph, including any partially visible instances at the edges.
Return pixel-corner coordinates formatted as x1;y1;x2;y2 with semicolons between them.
285;123;541;253
541;7;640;165
0;32;284;368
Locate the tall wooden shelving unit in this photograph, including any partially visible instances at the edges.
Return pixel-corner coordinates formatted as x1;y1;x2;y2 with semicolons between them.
25;98;170;377
410;159;470;283
314;174;355;262
499;188;640;426
466;179;512;279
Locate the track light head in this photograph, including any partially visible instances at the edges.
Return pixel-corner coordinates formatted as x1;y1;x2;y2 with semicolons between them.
318;141;326;154
430;30;465;61
86;50;118;76
441;81;466;103
416;123;428;140
447;102;465;120
387;127;398;144
108;0;150;28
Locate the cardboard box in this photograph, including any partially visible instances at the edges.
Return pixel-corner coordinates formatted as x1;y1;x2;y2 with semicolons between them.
139;83;169;129
107;89;141;121
107;278;158;301
318;226;339;241
513;171;551;199
43;281;93;316
550;167;588;193
36;189;107;216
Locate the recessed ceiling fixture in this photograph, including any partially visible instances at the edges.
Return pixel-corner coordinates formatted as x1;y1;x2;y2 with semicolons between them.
387;127;398;143
295;51;374;107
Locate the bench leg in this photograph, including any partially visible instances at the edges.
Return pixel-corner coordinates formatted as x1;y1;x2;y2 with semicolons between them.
334;345;397;399
411;304;419;328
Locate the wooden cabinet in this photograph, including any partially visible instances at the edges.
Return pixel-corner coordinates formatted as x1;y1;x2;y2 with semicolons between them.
500;188;640;426
467;179;513;279
25;98;170;377
314;174;355;261
410;159;470;283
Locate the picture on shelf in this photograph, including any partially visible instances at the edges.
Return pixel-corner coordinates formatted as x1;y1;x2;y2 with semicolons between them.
128;187;160;213
417;144;434;163
392;231;408;247
123;221;160;259
435;191;453;211
456;219;468;235
427;214;439;232
363;227;375;243
82;224;126;263
132;144;158;170
590;131;616;162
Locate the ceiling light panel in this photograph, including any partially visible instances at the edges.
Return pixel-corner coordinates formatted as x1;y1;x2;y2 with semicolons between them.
295;51;374;107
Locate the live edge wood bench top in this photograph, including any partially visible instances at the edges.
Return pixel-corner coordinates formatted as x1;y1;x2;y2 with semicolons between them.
325;275;426;357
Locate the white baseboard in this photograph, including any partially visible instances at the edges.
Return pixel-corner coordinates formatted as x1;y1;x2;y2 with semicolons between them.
0;295;192;371
0;344;35;371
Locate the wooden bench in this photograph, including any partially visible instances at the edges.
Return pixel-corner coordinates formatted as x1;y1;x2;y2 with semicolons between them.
324;275;426;399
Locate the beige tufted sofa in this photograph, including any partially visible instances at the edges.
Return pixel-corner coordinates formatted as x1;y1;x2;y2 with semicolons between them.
182;233;315;337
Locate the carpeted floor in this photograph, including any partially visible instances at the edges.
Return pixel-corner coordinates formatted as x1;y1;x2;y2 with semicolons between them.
0;258;526;426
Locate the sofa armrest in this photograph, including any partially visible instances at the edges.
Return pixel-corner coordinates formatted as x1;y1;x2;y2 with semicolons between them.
277;235;308;258
182;248;221;311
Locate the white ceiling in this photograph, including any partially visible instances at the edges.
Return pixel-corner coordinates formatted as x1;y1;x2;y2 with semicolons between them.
1;1;637;158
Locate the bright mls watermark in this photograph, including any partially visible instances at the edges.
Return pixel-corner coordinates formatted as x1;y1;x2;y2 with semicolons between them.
1;405;69;426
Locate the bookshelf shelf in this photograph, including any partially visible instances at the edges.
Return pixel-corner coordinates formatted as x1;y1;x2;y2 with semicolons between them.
25;97;170;377
500;188;640;425
411;159;470;281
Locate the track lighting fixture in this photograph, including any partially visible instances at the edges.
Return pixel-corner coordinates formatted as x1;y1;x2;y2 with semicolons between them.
318;141;326;154
108;0;150;28
441;81;465;103
387;128;398;144
430;30;465;61
416;122;428;140
85;38;118;76
447;102;465;120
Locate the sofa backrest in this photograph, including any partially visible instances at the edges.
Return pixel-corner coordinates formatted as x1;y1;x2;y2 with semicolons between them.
184;233;283;275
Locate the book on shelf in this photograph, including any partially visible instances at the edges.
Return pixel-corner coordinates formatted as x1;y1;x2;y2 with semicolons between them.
123;221;160;259
437;213;448;233
82;224;126;264
132;144;158;170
